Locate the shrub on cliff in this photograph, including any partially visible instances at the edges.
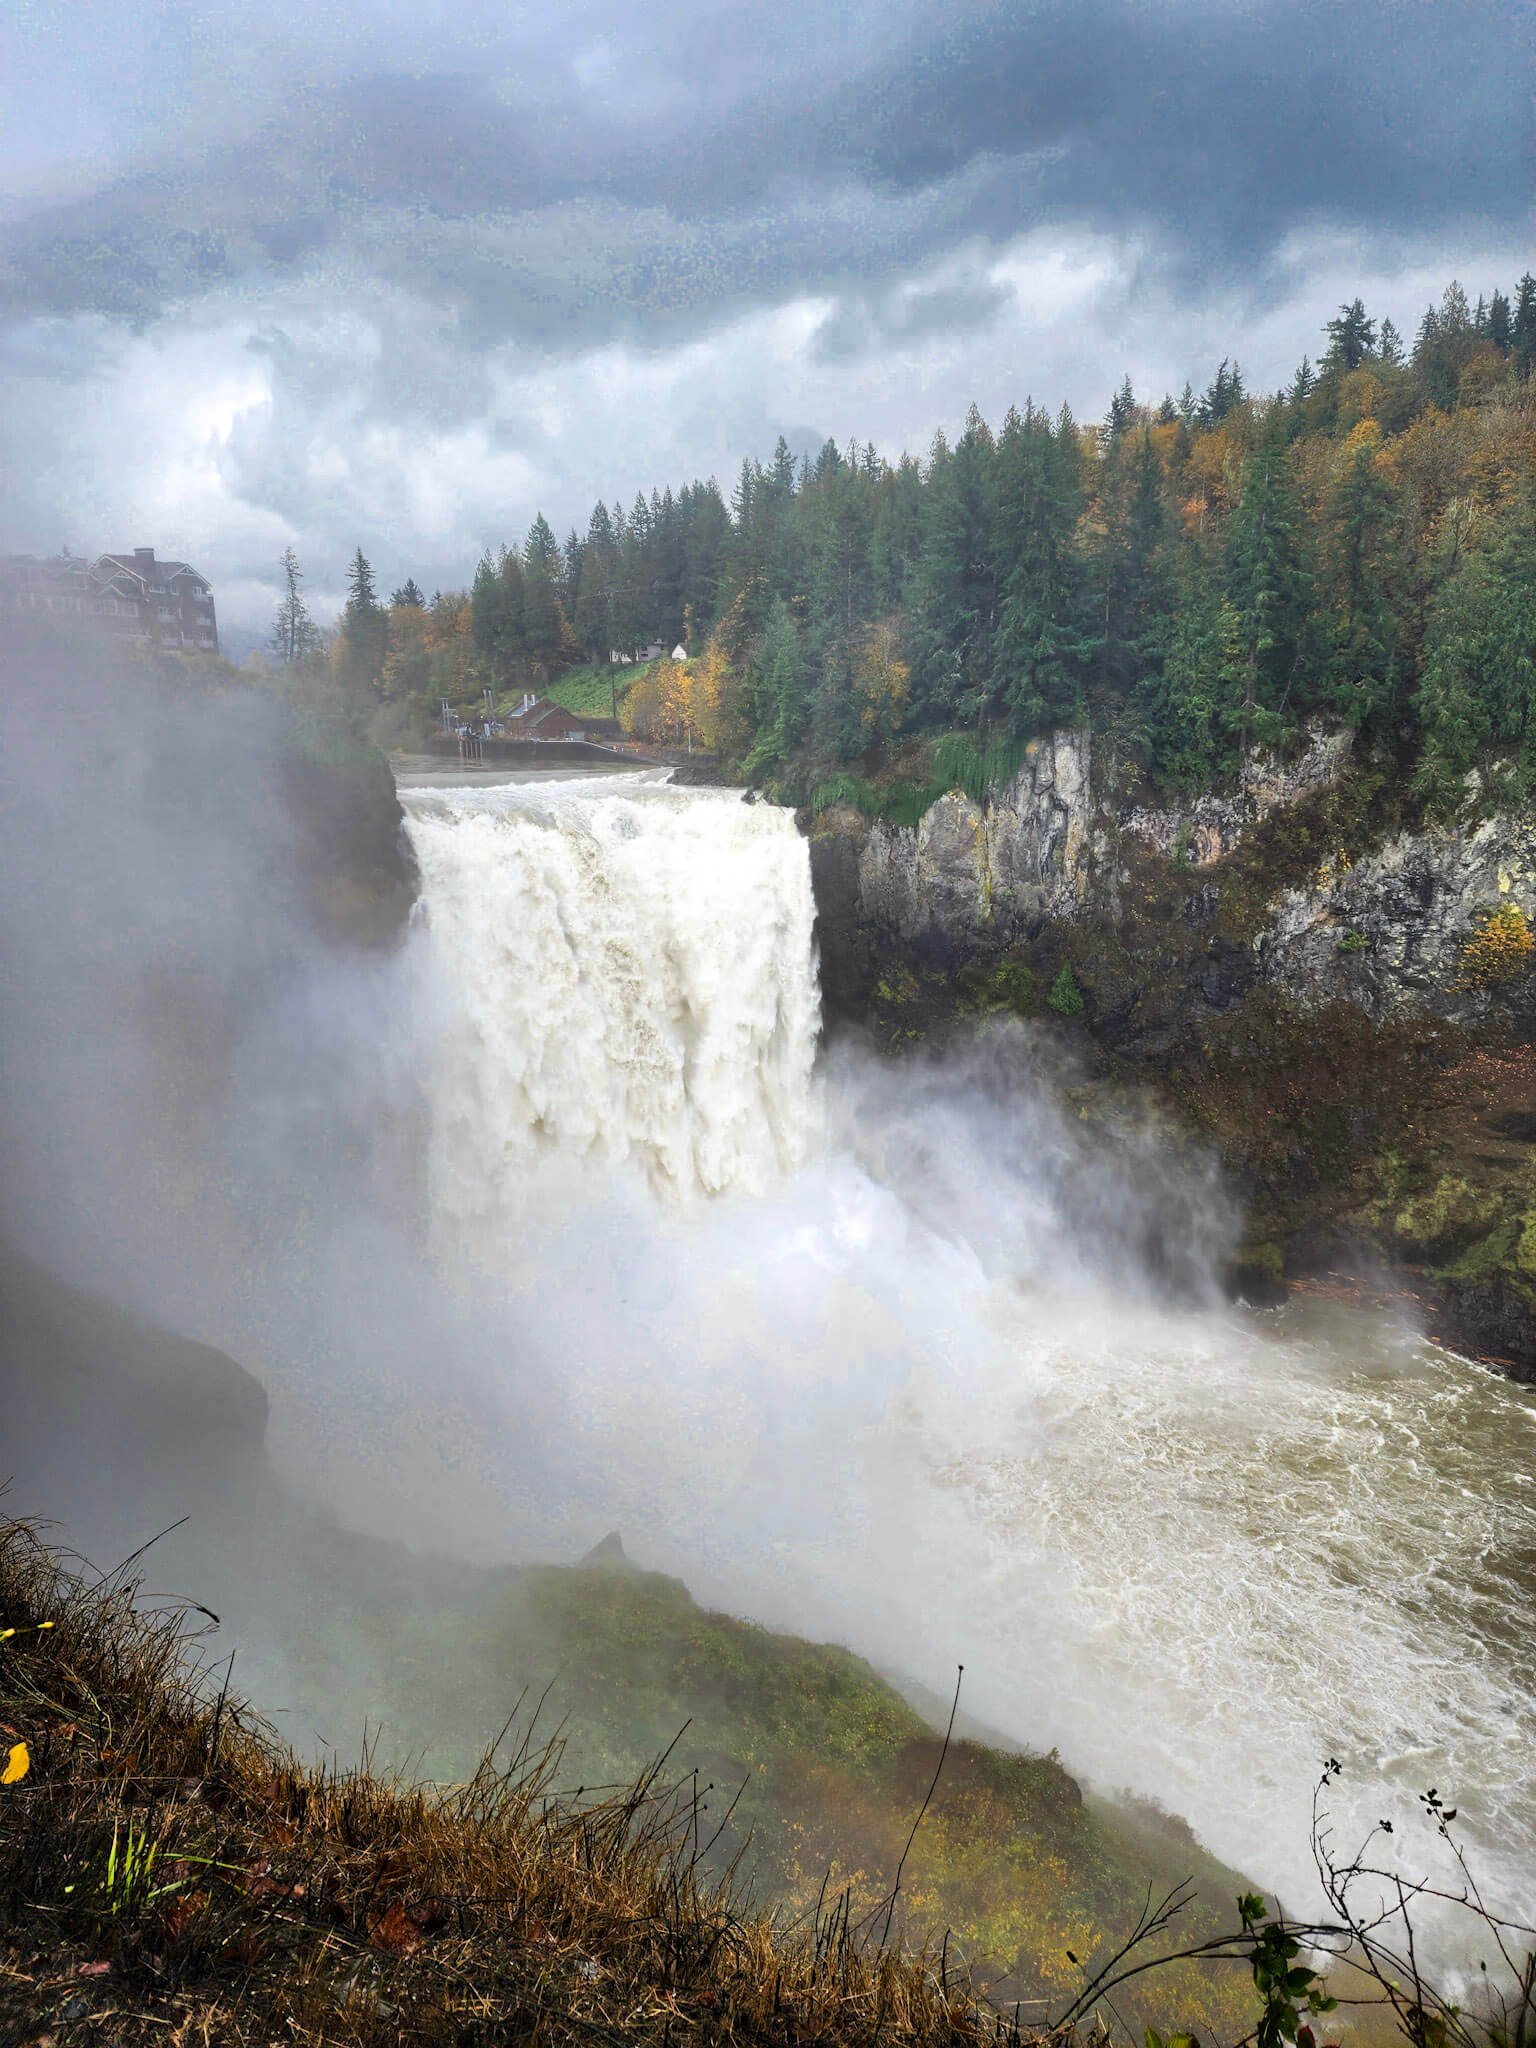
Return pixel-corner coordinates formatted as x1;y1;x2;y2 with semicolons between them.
1048;964;1086;1017
1454;902;1535;988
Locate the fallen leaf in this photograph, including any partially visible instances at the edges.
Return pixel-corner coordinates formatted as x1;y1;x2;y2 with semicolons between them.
369;1901;422;1955
2;1741;29;1784
162;1891;208;1941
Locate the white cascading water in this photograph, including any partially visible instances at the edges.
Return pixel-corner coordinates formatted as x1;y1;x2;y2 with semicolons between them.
399;771;1536;1956
405;776;819;1258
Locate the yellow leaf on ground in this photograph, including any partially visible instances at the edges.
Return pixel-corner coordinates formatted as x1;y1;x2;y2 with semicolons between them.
2;1741;29;1784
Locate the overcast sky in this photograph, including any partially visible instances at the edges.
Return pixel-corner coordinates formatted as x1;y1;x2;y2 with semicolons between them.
2;0;1530;635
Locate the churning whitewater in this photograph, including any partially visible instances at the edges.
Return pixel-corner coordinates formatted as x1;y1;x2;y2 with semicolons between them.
398;774;1536;1951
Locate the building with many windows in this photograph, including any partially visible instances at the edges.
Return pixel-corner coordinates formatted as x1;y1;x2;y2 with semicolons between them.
0;546;219;654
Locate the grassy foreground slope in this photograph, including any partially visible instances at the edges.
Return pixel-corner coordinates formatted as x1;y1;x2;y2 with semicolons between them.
0;1509;1261;2047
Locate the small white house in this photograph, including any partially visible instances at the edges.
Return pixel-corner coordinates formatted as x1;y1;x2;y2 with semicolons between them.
671;643;687;661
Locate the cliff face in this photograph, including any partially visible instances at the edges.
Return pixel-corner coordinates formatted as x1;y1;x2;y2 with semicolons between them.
811;726;1535;1032
857;728;1103;942
803;730;1536;1373
280;723;417;950
1258;811;1536;1023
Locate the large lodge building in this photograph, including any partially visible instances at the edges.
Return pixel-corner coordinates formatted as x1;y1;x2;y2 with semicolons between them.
0;547;218;655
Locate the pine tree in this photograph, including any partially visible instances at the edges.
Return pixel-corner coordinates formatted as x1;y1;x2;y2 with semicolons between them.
1377;317;1404;368
1097;429;1174;710
1512;275;1536;380
522;527;574;681
1415;506;1536;808
270;546;321;666
470;547;526;686
389;577;425;608
1199;359;1245;427
870;454;925;612
743;595;805;773
990;403;1088;733
1226;430;1310;754
339;547;387;694
575;501;618;659
524;514;561;576
1105;375;1136;441
1320;430;1404;732
1323;299;1376;374
1146;553;1244;789
908;417;997;725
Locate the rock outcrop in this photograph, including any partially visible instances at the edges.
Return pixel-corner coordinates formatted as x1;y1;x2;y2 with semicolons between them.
856;728;1103;944
1258;812;1536;1026
808;724;1534;1030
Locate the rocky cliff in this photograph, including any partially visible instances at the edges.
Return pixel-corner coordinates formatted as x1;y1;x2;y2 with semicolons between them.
802;730;1536;1374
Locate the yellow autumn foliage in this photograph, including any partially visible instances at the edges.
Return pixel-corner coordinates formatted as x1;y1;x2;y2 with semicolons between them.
2;1740;28;1784
1454;902;1535;988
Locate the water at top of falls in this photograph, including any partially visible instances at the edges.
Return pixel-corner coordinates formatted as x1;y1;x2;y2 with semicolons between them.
391;770;1536;1961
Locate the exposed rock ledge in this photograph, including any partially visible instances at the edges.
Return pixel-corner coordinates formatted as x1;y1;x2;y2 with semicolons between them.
808;725;1535;1032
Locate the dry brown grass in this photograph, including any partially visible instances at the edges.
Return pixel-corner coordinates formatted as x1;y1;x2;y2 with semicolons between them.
0;1515;1070;2047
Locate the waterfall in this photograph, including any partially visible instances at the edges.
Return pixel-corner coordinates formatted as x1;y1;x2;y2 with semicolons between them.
401;777;820;1257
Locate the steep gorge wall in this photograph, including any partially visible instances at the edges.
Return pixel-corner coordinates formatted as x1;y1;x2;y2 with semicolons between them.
809;726;1536;1033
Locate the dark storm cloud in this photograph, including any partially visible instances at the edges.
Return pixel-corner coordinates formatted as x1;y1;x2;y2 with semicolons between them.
3;0;1526;351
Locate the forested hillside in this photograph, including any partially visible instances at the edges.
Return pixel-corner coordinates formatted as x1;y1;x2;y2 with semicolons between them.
310;278;1536;807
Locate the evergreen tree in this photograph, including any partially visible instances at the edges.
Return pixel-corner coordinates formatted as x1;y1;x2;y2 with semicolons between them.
870;453;925;612
1415;504;1536;807
1105;375;1136;441
1377;318;1405;368
270;546;321;666
1199;359;1245;427
1512;275;1536;380
678;480;730;634
1487;289;1513;354
339;547;387;694
1323;299;1376;374
744;595;805;773
1097;429;1174;712
989;403;1089;733
575;502;618;659
1146;548;1244;789
1320;430;1404;732
522;527;574;680
389;577;425;607
908;417;998;725
524;514;561;576
470;547;526;686
1225;430;1310;754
